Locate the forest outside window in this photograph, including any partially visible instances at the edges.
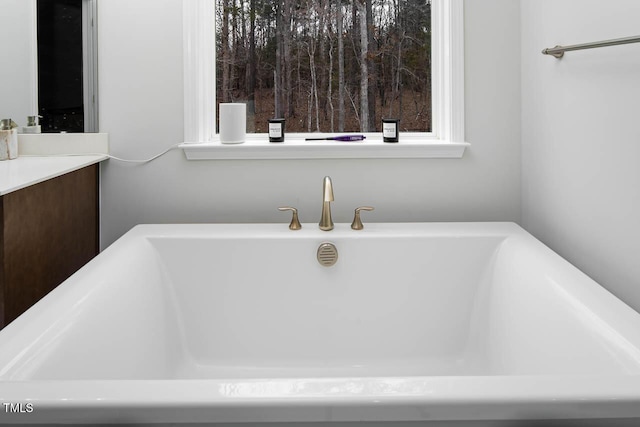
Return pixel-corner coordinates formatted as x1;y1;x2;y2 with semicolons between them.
182;0;467;160
218;0;432;134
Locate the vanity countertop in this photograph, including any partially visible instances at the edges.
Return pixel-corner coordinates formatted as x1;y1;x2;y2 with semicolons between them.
0;133;109;196
0;155;108;196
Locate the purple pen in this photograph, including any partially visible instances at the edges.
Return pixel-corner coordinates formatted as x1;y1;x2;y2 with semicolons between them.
305;135;366;141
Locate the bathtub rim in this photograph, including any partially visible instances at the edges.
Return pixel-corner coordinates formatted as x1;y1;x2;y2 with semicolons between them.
2;222;640;423
2;375;640;423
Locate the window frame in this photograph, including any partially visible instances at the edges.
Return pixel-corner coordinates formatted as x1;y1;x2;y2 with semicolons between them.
181;0;467;160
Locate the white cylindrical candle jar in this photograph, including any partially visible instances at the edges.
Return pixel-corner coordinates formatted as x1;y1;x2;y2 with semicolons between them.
219;103;246;144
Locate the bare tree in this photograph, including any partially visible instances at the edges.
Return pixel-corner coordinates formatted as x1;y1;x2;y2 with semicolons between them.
221;0;231;103
230;0;238;98
392;0;405;119
247;0;256;116
357;0;369;132
337;0;345;132
275;1;282;117
366;0;376;130
283;0;294;119
327;17;335;132
307;21;320;132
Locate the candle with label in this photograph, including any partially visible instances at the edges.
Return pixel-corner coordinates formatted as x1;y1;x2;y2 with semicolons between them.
268;118;285;142
382;118;399;143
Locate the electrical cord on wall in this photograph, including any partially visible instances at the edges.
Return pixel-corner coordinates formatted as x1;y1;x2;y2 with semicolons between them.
21;144;182;164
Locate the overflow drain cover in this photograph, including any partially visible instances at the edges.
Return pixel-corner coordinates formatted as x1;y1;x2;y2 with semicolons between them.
317;242;338;267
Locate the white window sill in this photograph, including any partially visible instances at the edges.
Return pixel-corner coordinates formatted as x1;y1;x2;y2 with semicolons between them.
180;134;469;160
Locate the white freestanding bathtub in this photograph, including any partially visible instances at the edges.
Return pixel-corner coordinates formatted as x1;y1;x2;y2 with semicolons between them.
1;222;640;425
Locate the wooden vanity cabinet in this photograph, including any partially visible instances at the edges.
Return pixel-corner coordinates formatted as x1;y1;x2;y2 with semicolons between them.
0;164;99;329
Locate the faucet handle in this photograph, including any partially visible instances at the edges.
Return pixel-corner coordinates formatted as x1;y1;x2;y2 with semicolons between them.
351;206;374;230
278;206;302;230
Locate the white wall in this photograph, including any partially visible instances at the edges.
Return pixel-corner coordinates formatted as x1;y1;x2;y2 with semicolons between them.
98;0;521;248
0;0;37;122
521;1;640;311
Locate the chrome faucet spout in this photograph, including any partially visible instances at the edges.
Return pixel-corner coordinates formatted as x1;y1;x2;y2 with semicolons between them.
319;176;334;231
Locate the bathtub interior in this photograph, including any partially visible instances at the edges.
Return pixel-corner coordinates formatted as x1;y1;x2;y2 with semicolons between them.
0;237;184;380
152;234;503;379
1;225;640;382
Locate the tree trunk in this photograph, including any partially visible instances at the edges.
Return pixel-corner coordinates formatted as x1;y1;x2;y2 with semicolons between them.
366;0;376;130
308;39;320;132
283;0;294;118
275;2;283;118
394;0;403;119
247;0;256;115
337;0;345;132
317;0;327;122
221;0;230;103
396;33;403;120
358;0;369;132
328;30;335;132
230;0;238;98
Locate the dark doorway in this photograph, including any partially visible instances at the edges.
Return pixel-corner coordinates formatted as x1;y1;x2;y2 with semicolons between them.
37;0;84;133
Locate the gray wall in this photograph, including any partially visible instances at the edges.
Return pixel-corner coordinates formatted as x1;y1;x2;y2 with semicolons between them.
0;0;36;122
98;0;521;248
521;0;640;311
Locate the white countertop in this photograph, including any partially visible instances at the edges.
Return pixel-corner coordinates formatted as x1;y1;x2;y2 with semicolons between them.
0;133;109;196
0;155;108;196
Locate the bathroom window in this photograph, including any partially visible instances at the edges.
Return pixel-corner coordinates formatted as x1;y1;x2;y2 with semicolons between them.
216;0;432;134
182;0;465;159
